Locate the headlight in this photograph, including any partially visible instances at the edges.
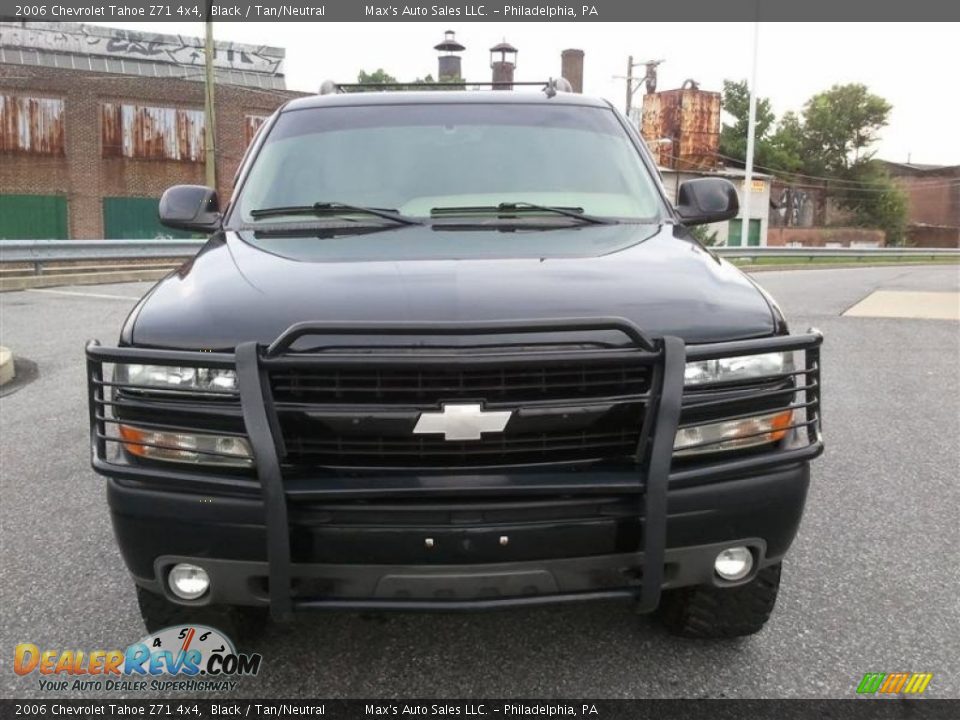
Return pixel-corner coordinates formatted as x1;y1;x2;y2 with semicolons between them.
684;352;791;386
674;410;794;456
119;425;253;467
115;364;237;393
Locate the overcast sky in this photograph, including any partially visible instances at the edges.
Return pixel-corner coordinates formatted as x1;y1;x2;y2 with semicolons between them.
98;21;960;166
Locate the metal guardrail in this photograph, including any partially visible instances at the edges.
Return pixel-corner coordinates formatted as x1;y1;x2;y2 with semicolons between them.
715;246;959;260
0;239;957;276
0;239;205;275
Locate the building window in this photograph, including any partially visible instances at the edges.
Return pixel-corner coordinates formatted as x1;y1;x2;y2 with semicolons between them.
244;114;269;146
101;103;205;162
0;95;65;155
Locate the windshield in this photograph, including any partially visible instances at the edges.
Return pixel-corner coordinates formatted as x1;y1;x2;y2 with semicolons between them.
229;102;666;225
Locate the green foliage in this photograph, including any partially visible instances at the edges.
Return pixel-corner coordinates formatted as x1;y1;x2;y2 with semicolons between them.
356;68;397;86
767;111;805;174
720;80;906;243
799;84;892;175
833;163;909;245
719;80;802;173
411;74;459;91
688;225;720;246
351;69;453;92
719;80;775;161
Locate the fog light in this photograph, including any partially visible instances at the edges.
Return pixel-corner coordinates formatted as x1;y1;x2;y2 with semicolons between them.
714;547;754;581
168;563;210;600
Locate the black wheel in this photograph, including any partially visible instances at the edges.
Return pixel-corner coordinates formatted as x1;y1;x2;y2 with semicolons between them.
135;586;267;645
656;562;782;638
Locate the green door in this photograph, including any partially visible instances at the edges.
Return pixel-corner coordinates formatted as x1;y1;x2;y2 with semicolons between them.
728;218;762;247
0;194;68;239
102;197;191;239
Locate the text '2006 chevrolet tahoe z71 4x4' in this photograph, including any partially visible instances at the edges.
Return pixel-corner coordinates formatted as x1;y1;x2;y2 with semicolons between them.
87;82;822;640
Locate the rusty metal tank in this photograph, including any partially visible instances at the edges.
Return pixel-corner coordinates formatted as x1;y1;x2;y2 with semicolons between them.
641;80;720;170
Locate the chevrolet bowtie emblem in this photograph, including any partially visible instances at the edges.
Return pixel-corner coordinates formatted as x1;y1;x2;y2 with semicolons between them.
413;403;513;441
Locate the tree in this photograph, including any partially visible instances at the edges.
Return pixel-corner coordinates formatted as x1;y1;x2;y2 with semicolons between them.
720;80;775;162
798;83;892;175
688;224;720;246
356;68;397;86
796;84;904;243
833;162;909;245
351;69;451;92
719;80;802;172
767;111;805;174
721;80;906;243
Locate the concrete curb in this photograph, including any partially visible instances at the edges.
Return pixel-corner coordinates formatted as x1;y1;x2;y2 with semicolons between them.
0;346;14;386
0;268;172;292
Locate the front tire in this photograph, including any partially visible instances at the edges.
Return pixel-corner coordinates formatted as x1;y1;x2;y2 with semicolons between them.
135;586;267;645
656;562;782;638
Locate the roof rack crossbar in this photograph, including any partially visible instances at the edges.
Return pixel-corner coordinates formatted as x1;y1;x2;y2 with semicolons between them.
321;79;572;95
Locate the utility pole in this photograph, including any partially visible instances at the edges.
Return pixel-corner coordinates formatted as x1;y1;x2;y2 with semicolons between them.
740;21;760;247
616;57;663;121
203;4;217;190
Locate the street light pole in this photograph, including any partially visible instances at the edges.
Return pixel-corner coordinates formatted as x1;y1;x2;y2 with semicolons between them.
740;20;760;247
625;55;634;117
203;5;217;190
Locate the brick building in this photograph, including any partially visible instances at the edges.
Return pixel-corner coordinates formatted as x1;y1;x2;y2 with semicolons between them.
0;22;305;239
880;161;960;248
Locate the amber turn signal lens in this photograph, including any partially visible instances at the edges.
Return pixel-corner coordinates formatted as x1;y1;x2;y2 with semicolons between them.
767;409;795;442
118;424;150;458
118;424;253;467
674;409;795;456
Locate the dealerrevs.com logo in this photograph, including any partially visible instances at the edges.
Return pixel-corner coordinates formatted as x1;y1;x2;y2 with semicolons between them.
14;625;263;693
856;672;934;695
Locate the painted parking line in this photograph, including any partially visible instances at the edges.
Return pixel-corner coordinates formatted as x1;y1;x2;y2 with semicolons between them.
24;288;141;301
843;291;960;320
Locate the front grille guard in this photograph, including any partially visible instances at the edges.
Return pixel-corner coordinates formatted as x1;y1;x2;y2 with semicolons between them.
86;318;823;620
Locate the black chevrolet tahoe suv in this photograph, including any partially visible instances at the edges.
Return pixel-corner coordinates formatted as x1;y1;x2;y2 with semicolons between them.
87;85;822;640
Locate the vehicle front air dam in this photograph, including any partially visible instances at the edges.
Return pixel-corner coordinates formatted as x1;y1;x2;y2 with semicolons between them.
107;461;810;609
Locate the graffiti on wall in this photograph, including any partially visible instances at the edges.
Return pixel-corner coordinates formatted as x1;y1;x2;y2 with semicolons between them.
776;186;816;227
0;94;64;155
101;103;205;162
0;21;284;75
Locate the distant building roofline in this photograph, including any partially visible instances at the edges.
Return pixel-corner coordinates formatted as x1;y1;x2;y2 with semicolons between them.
0;21;286;89
659;166;774;181
879;159;960;174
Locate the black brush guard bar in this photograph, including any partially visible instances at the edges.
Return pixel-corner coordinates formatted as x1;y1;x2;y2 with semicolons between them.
86;318;823;621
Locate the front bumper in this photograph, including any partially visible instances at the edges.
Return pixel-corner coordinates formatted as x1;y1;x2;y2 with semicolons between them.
109;461;810;611
88;318;822;618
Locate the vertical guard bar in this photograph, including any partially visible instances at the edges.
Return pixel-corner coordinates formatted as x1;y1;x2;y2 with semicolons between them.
638;335;685;612
236;342;293;621
806;334;823;444
85;340;107;462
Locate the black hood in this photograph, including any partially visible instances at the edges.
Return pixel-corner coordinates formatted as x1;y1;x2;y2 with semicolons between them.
128;224;777;350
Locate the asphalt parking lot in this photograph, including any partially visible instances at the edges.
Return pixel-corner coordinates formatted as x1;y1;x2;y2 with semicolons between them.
1;264;958;699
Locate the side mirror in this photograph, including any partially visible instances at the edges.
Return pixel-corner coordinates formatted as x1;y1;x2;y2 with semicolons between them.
675;177;740;226
158;185;221;232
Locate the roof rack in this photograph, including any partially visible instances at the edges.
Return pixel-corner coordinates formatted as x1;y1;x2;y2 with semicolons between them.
319;78;573;97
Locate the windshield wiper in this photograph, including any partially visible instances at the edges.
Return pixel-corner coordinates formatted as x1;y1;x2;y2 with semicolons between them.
431;202;616;226
250;202;423;226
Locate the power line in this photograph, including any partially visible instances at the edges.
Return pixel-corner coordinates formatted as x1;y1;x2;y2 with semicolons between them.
656;147;960;190
714;152;960;188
